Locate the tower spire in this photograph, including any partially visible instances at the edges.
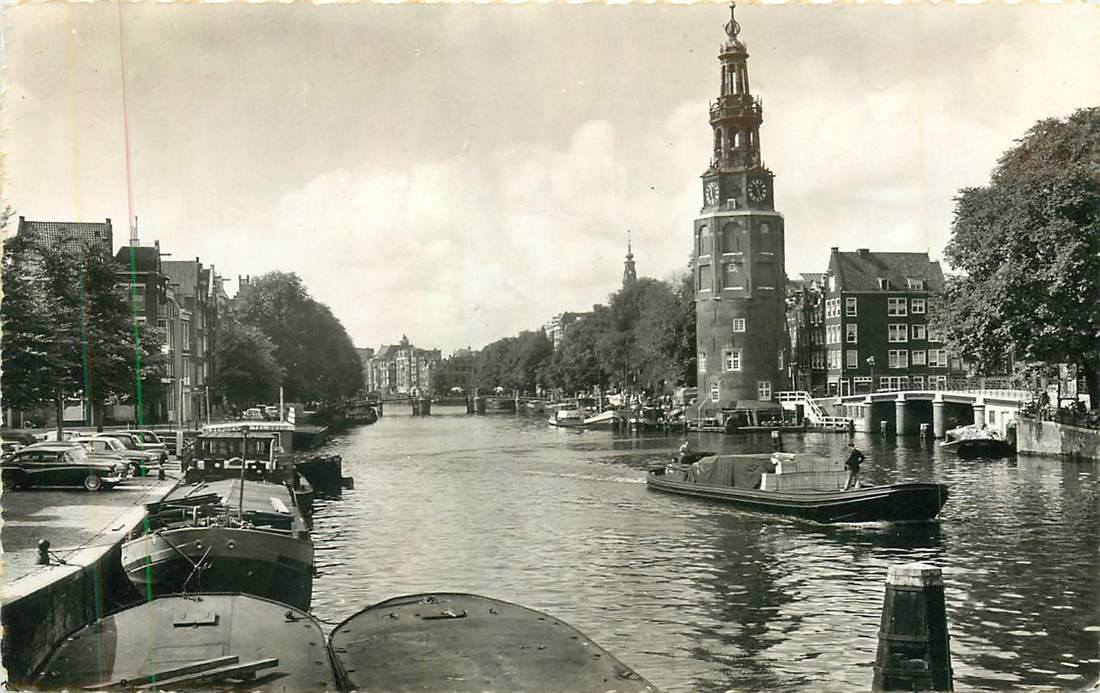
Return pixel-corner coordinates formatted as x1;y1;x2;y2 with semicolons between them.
725;2;740;43
622;230;637;287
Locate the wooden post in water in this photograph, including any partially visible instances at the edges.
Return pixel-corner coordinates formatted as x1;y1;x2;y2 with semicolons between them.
873;563;953;691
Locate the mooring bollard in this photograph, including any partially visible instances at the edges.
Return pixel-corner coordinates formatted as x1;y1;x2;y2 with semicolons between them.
36;539;50;565
873;563;953;691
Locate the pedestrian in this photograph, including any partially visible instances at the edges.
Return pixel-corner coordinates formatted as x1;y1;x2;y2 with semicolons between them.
843;443;865;490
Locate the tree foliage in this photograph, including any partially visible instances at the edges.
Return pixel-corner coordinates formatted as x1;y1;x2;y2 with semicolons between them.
232;272;364;402
1;217;162;427
941;107;1100;402
212;318;284;410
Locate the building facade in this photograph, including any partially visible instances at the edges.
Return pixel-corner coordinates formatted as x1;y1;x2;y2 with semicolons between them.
365;336;441;395
162;258;221;424
542;312;589;350
785;273;827;395
819;248;954;396
693;5;788;414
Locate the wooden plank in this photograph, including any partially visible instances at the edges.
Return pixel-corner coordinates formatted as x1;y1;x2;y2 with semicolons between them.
269;497;290;514
83;656;239;690
135;658;279;689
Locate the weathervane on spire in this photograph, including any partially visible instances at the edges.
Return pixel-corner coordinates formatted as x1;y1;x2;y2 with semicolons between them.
725;2;741;42
626;229;633;259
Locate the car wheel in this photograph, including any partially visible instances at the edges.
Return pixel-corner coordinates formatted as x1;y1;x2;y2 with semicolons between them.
2;473;18;491
131;462;144;476
83;474;104;492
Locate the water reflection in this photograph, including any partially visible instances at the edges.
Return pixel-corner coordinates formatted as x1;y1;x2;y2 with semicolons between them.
309;410;1099;691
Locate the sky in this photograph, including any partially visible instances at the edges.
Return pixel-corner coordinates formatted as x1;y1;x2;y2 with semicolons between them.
3;2;1098;354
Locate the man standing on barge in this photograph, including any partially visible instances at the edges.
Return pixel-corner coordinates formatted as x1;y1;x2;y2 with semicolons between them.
843;443;865;490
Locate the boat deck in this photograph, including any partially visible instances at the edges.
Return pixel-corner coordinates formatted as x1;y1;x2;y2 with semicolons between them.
158;478;307;532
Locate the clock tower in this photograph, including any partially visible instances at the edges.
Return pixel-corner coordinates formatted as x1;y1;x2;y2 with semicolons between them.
693;3;787;414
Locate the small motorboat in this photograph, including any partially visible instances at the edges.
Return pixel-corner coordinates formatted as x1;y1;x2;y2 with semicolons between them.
648;452;949;523
328;593;656;692
33;594;335;691
941;425;1013;458
548;409;587;428
583;409;625;429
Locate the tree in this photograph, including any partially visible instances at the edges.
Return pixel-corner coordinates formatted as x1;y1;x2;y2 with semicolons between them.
212;319;284;411
0;219;161;430
233;272;364;403
942;107;1100;404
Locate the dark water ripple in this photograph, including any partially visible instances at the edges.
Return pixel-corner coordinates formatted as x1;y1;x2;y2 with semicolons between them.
309;406;1099;691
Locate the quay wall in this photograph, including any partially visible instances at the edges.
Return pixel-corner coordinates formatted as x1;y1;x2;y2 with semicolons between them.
2;540;137;683
1016;419;1100;461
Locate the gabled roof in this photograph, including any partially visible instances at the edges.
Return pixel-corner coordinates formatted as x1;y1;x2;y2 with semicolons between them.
18;218;113;257
114;246;161;273
162;260;200;296
373;344;398;361
829;250;944;292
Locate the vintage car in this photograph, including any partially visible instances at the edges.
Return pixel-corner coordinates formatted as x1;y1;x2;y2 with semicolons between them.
1;442;130;491
70;435;162;475
99;431;168;464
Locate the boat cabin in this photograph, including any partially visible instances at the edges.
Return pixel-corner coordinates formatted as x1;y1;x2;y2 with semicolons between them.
185;430;293;482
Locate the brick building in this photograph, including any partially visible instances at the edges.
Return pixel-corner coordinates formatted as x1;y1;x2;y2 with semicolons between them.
162;258;221;424
815;247;954;396
693;5;788;415
785;273;827;395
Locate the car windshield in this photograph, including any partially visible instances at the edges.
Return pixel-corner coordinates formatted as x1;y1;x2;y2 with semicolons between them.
95;438;122;451
63;447;89;464
136;431;161;444
111;435;137;449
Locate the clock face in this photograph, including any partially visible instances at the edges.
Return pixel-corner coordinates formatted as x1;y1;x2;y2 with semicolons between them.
748;178;768;202
704;181;719;206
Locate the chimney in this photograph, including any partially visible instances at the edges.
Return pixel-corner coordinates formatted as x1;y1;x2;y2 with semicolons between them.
830;246;839;253
130;216;139;247
857;248;870;256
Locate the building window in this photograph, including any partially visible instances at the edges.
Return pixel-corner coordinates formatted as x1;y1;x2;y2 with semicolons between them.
846;324;858;343
932;375;947;389
912;349;927;366
732;318;746;333
699;226;712;256
826;325;841;344
907;278;926;290
825;299;841;319
722;222;742;253
888;297;908;316
928;349;948;368
778;351;784;370
812;352;825;369
912;376;925;389
888;350;908;369
699;352;707;373
846;349;858;369
724;349;741;372
828;350;842;370
845;297;857;316
888;324;909;343
911;298;926;314
877;278;891;290
757;381;772;400
912;324;927;341
710;380;720;402
698;265;712;292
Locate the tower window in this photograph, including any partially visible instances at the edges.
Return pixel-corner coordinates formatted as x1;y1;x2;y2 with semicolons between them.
699;226;712;256
722;222;742;253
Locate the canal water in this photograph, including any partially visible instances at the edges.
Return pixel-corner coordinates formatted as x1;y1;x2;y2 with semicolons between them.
310;407;1098;692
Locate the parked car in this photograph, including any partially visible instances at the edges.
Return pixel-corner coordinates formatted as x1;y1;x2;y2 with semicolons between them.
124;429;170;462
70;435;162;476
1;442;130;491
100;431;168;464
242;408;264;421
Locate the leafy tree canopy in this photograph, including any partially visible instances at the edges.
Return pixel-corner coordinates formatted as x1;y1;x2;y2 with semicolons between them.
232;272;364;402
212;318;284;410
942;107;1100;402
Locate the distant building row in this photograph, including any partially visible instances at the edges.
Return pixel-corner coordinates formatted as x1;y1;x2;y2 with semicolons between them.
361;335;441;395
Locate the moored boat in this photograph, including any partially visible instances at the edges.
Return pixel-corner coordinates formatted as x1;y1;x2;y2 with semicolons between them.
328;593;657;692
123;427;314;610
548;409;586;428
941;425;1013;458
584;409;625;428
648;452;949;523
33;594;335;691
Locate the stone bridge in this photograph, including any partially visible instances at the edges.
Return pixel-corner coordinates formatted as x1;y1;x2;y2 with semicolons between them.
817;389;1031;438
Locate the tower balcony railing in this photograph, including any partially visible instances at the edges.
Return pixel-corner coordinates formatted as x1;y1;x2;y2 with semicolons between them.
709;97;762;121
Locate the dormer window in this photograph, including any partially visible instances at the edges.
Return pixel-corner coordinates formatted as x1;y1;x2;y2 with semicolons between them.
906;278;925;290
877;278;891;290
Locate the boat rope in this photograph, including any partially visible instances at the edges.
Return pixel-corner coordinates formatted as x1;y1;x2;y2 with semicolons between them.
153;529;202;571
180;544;214;594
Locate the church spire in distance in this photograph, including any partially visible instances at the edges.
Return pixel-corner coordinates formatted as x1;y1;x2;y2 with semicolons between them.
622;231;637;287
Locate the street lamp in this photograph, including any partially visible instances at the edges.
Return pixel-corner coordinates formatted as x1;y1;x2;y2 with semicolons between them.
866;356;876;393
